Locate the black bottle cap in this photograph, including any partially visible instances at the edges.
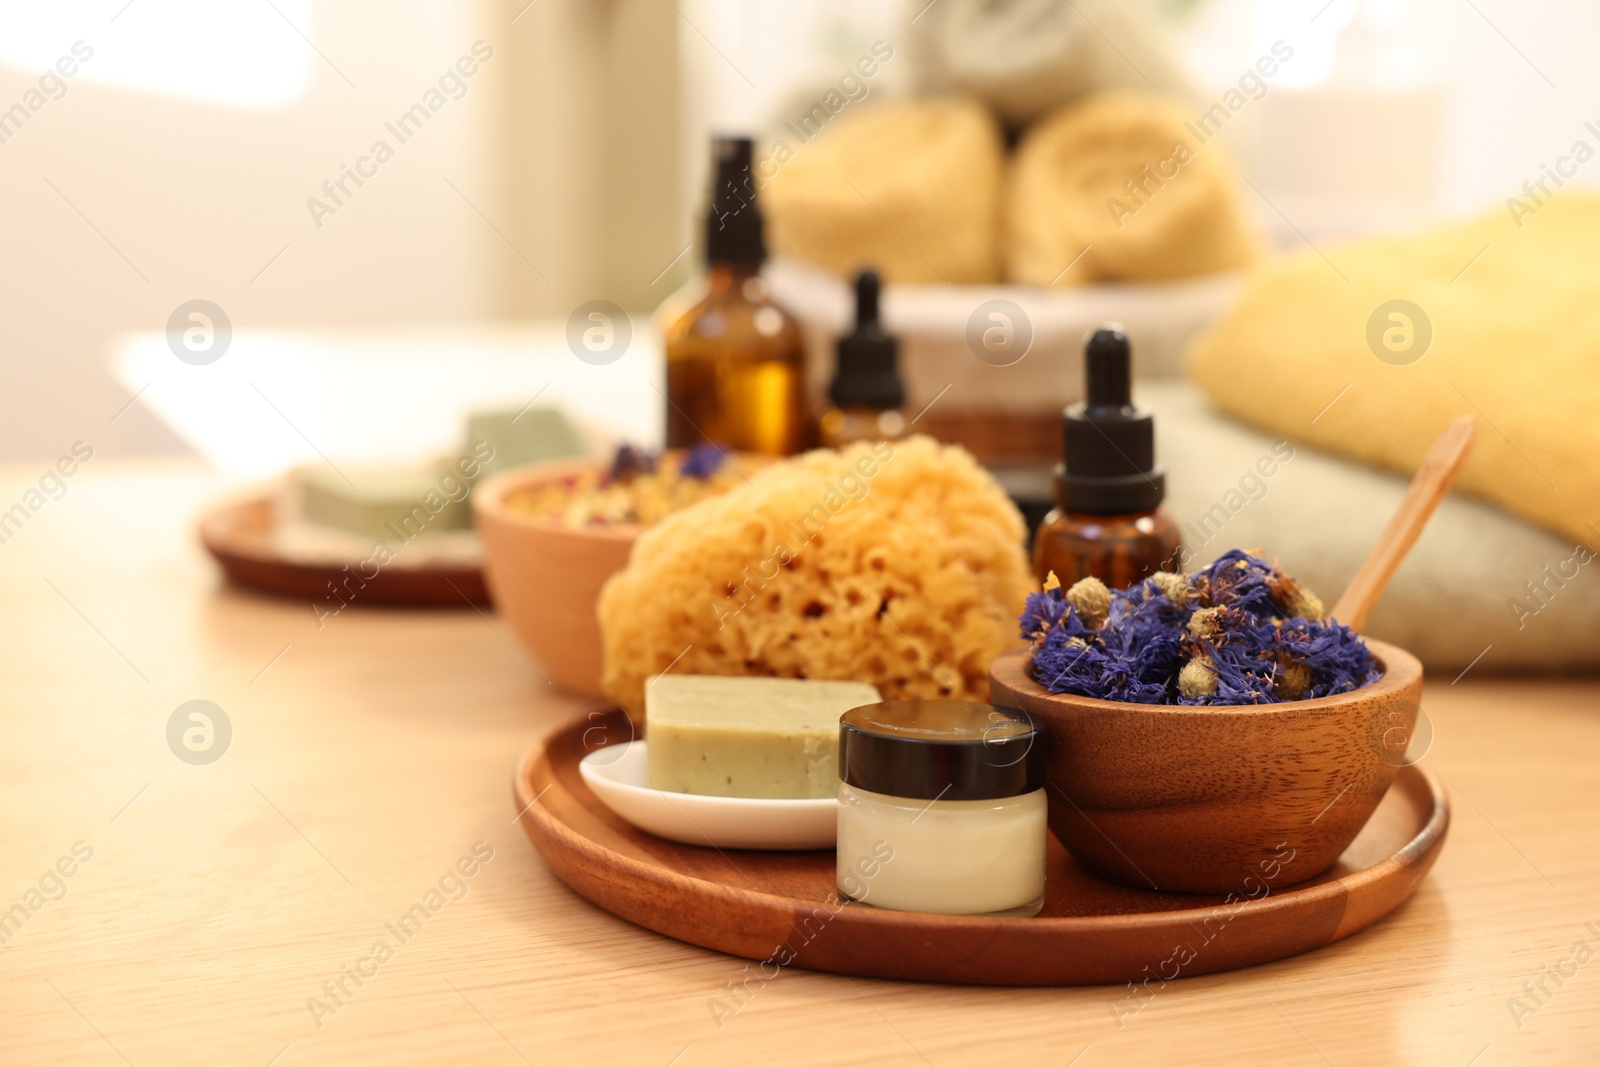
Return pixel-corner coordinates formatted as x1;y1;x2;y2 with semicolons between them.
1056;325;1165;515
704;137;765;266
839;701;1041;801
828;270;904;409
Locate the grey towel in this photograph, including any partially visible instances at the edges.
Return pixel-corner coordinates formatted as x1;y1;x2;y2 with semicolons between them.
912;0;1192;129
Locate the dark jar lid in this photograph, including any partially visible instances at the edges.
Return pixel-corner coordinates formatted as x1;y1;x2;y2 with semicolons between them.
839;701;1041;801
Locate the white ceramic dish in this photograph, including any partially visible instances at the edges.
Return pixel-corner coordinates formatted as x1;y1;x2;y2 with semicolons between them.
578;741;836;850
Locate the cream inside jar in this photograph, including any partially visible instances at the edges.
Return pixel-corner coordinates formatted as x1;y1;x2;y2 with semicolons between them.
836;701;1045;917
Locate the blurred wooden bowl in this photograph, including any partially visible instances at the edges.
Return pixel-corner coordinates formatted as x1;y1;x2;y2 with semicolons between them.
472;460;639;698
989;639;1423;893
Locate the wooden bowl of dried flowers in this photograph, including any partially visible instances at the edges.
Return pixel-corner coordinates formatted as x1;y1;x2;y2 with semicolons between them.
993;418;1475;894
474;444;756;697
989;550;1424;894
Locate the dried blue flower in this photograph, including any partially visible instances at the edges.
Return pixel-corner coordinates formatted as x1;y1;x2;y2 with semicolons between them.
679;442;727;480
1022;551;1378;706
1196;548;1280;621
609;443;657;483
1018;587;1071;644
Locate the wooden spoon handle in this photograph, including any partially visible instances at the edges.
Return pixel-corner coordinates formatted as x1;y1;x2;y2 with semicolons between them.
1330;415;1478;630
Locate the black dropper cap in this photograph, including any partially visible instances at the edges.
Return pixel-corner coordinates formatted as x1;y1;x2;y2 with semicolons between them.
1055;325;1165;514
829;270;904;409
704;137;765;266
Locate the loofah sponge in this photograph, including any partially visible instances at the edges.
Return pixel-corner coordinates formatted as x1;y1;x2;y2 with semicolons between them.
763;98;1004;285
598;436;1032;717
1006;92;1260;286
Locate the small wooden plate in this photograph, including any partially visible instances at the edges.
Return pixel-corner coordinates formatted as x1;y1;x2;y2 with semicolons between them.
514;710;1449;985
200;496;490;607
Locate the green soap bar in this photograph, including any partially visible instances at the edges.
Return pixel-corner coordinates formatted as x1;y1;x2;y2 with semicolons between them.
645;676;882;799
295;465;471;542
465;407;586;479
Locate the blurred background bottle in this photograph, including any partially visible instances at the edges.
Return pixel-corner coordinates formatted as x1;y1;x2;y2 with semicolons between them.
664;137;807;456
817;269;909;447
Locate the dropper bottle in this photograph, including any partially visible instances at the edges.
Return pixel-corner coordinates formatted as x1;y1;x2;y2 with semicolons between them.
663;137;807;456
1032;325;1180;588
818;269;908;447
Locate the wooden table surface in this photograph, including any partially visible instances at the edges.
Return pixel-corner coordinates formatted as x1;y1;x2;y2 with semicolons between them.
2;459;1596;1066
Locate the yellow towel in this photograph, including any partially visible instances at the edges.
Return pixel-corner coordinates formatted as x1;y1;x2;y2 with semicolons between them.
1189;195;1600;548
1006;92;1260;285
763;97;1004;284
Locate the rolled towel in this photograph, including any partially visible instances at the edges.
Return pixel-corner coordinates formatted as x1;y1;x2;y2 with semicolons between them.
1006;92;1261;286
763;97;1004;285
1188;194;1600;553
912;0;1191;130
1144;379;1600;672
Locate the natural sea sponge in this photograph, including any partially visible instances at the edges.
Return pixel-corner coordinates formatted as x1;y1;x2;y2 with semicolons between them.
598;436;1032;718
1006;92;1260;285
763;98;1004;284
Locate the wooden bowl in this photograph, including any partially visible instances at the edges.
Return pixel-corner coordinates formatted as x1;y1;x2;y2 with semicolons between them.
472;460;639;698
989;639;1423;894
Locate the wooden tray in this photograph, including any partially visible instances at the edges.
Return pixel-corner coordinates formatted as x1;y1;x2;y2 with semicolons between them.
200;496;490;607
514;710;1449;985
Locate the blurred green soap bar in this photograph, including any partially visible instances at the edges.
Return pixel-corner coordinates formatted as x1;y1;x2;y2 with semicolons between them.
295;465;470;542
466;407;586;479
645;676;883;799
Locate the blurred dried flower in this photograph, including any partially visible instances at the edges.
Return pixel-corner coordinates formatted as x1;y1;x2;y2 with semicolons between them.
609;443;656;483
679;442;727;480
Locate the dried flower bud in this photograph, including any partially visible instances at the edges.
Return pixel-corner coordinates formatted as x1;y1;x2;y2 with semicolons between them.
1150;569;1191;604
1283;587;1324;621
1066;576;1111;628
1178;656;1218;698
1273;660;1312;700
1187;606;1226;640
1264;562;1324;621
1043;571;1062;593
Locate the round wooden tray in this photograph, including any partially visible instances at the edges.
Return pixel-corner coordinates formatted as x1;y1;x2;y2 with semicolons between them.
200;496;490;607
513;710;1449;985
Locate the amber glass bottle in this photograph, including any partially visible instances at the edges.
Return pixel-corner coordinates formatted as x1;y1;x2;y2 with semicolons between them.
664;138;807;457
1033;326;1181;588
817;270;909;447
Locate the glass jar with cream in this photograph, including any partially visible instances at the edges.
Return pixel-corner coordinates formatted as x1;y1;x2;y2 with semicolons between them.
836;701;1045;917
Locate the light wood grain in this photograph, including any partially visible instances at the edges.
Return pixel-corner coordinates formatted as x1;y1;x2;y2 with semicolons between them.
0;459;1596;1066
1331;415;1477;630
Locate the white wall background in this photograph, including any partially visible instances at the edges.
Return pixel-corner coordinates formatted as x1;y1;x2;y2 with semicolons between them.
3;0;1598;462
0;0;501;461
682;0;1600;231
